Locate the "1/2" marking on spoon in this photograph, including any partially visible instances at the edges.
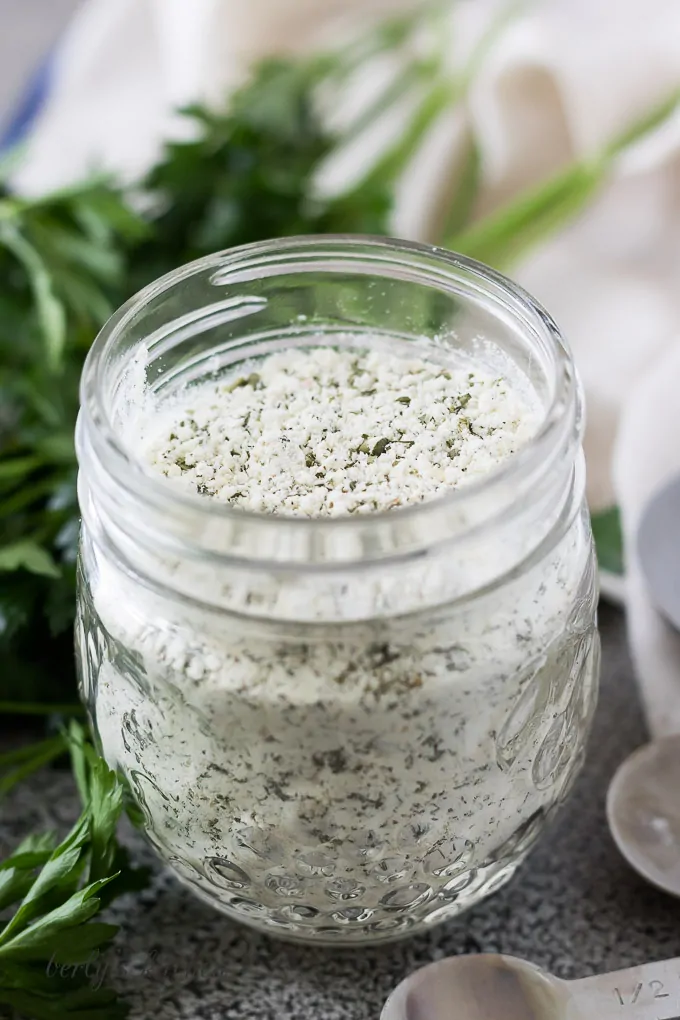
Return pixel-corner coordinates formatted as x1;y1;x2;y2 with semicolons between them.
614;981;671;1006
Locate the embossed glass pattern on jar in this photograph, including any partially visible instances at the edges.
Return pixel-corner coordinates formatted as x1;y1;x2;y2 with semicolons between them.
75;237;599;945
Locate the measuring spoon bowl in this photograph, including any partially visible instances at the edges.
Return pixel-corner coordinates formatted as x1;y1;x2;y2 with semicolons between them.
607;734;680;897
381;952;680;1020
381;953;563;1020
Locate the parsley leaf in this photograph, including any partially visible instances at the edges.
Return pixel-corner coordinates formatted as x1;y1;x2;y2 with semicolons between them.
591;506;625;576
0;724;150;1019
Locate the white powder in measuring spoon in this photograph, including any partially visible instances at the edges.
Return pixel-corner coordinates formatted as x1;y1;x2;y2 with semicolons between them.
90;341;595;939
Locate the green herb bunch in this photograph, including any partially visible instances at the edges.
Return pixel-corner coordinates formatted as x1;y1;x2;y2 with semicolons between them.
0;723;149;1020
0;181;146;703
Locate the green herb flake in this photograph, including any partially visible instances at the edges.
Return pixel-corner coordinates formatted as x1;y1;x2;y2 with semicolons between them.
226;372;261;392
371;438;391;457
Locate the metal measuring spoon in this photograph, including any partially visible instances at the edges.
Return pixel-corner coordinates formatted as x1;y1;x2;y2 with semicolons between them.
604;477;680;894
381;952;680;1019
607;734;680;897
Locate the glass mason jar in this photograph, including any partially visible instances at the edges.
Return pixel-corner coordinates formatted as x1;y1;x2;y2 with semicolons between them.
75;236;599;945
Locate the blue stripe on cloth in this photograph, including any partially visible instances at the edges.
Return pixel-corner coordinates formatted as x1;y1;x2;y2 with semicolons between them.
0;55;54;153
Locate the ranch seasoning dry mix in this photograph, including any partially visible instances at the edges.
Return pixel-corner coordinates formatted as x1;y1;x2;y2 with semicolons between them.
86;339;597;941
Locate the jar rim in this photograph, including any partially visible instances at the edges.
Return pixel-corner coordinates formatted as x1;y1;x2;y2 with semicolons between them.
78;234;580;564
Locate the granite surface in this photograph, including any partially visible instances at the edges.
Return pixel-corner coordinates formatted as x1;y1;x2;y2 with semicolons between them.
2;603;680;1020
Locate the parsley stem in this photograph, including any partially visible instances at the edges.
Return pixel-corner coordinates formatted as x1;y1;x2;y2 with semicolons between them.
0;701;85;716
356;76;453;192
325;6;427;82
0;738;64;769
340;60;433;147
447;85;680;270
0;735;67;798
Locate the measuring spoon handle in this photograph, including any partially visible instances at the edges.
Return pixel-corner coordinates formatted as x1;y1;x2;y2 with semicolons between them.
568;957;680;1020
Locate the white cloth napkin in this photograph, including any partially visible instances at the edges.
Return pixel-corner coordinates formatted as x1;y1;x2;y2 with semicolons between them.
10;0;680;737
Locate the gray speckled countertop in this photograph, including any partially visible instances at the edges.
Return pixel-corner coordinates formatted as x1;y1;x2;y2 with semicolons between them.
2;603;679;1020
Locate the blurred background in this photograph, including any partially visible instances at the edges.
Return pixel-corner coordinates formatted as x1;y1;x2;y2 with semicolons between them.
0;0;79;132
1;0;680;718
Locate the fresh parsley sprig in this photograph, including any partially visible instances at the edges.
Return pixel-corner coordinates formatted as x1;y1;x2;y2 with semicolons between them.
0;735;68;801
0;179;147;705
0;723;149;1020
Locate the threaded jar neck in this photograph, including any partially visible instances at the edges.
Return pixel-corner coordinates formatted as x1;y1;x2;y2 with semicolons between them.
76;235;582;617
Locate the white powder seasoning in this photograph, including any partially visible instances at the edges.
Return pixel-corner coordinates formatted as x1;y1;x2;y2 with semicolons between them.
145;347;538;515
86;342;598;942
